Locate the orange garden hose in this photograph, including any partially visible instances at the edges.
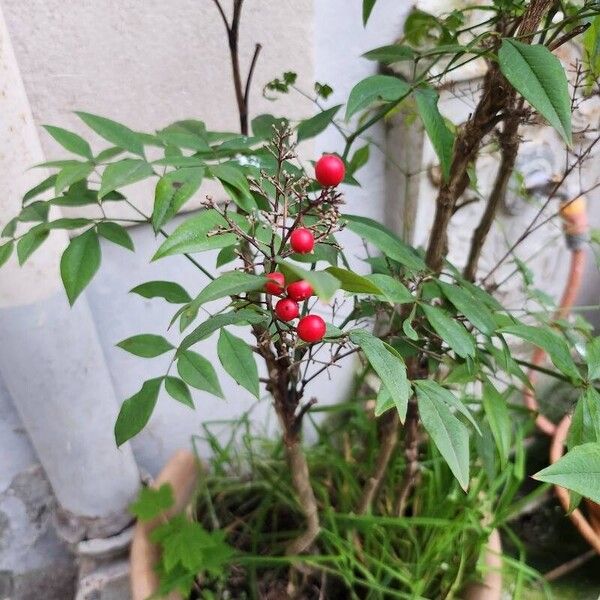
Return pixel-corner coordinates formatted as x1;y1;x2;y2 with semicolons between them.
520;196;600;551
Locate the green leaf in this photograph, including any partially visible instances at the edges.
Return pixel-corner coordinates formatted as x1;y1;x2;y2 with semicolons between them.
583;15;600;86
190;272;267;309
99;159;154;199
568;388;600;449
97;222;134;250
17;230;49;265
152;209;244;260
55;162;94;195
363;44;415;63
346;75;410;120
95;147;125;163
403;313;419;341
297;105;341;142
498;39;572;144
499;324;580;381
117;334;173;358
210;164;255;212
414;87;454;181
414;379;481;435
18;201;49;223
534;442;600;504
157;130;209;152
482;382;511;467
179;308;267;353
130;281;191;304
43;218;91;230
586;337;600;380
421;304;476;358
129;483;175;521
130;484;174;521
343;214;426;271
325;266;382;294
252;114;287;138
289;242;338;266
437;280;496;335
374;386;395;417
348;145;370;175
114;378;162;445
416;384;470;490
277;259;340;301
23;174;57;204
177;351;223;399
216;245;237;268
365;274;413;304
152;167;204;231
76;111;145;156
165;376;194;408
60;229;101;304
0;242;13;267
362;0;377;25
217;329;259;398
43;124;93;159
150;515;233;577
1;218;18;238
349;329;410;422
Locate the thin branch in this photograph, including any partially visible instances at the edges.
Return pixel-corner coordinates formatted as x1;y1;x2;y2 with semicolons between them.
548;23;590;51
482;134;600;283
299;348;359;391
463;98;521;281
123;199;214;280
211;0;230;32
243;43;262;109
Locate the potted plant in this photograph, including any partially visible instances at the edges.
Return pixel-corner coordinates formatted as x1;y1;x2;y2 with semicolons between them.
2;0;600;597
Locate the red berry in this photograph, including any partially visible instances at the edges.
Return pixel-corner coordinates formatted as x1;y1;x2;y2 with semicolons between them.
290;228;315;254
287;280;314;302
297;314;326;343
264;272;285;295
315;154;345;187
275;298;299;321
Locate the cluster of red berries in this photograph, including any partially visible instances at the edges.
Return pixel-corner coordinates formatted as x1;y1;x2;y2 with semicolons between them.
264;273;325;343
261;155;345;344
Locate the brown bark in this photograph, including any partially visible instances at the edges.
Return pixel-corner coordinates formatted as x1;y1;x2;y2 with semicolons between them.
425;65;512;272
285;433;321;555
425;0;555;274
462;109;520;281
462;0;555;281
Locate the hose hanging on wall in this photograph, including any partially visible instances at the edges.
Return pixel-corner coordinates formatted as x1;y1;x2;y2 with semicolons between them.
521;195;600;552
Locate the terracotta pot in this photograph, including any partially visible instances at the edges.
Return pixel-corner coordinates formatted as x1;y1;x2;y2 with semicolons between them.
550;415;600;552
462;529;503;600
130;450;199;600
130;451;502;600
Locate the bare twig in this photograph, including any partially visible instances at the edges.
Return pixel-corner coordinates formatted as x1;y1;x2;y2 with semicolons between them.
544;549;596;581
482;134;600;283
244;43;263;109
463;97;522;281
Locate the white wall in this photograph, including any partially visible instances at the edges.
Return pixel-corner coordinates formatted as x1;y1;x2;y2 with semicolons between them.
0;0;409;480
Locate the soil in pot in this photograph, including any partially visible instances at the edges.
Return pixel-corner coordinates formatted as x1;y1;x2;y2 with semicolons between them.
151;405;515;599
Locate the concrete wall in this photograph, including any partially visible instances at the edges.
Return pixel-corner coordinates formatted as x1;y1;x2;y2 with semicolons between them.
0;2;408;597
1;1;598;598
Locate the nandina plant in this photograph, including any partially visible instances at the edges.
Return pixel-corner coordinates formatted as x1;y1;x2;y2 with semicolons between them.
3;0;600;597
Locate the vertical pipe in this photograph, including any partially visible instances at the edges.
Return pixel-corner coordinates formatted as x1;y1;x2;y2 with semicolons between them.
0;5;140;534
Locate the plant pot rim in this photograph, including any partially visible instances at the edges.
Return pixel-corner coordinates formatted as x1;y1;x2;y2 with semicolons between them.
130;450;503;600
550;415;600;553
